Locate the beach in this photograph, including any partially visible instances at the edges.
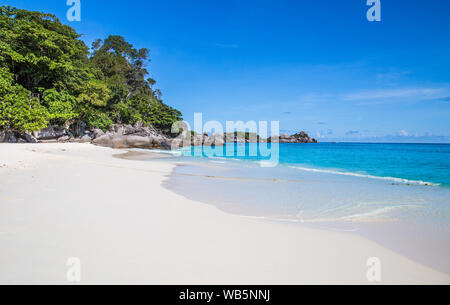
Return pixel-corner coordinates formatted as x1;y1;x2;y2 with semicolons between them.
0;143;449;284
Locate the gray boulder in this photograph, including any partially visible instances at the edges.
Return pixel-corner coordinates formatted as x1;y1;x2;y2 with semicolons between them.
93;134;113;147
2;131;37;143
2;131;18;143
92;129;105;139
111;135;128;149
123;125;136;135
91;123;171;150
191;134;203;146
36;126;67;140
134;121;144;129
80;135;92;143
23;133;38;143
57;136;70;142
126;135;152;148
204;134;225;146
278;131;317;143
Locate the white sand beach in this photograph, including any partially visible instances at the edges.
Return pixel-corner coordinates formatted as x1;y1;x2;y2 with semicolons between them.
0;143;448;284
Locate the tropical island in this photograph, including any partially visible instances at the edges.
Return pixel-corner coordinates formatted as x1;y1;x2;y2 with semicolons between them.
0;6;181;143
0;6;317;148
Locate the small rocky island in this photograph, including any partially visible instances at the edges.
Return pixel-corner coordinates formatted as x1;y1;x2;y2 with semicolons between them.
1;125;318;148
278;131;318;143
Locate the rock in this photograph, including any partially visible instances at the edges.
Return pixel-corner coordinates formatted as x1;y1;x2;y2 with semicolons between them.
57;136;70;142
91;124;171;150
165;138;179;149
204;134;225;146
3;131;19;143
80;135;92;143
111;135;133;149
36;126;67;140
191;134;203;146
278;131;317;143
134;121;143;129
93;134;113;147
92;129;105;139
111;135;128;149
158;141;171;150
22;133;38;143
114;125;125;135
123;125;136;135
126;135;152;148
83;130;93;138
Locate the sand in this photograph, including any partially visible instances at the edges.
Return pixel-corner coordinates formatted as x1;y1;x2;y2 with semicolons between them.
0;143;448;284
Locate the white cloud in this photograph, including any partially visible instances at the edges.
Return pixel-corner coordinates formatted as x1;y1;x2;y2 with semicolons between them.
397;130;409;137
343;88;445;101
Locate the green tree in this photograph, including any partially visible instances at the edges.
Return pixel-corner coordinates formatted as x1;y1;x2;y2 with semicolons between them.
0;68;49;132
0;6;182;136
90;35;182;132
42;88;78;126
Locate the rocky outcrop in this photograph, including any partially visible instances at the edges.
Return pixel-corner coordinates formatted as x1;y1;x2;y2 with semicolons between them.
0;131;19;143
277;131;317;143
0;122;172;149
91;123;170;149
92;129;105;139
1;124;317;148
224;132;260;143
171;130;317;147
171;132;225;148
79;135;93;143
0;130;38;143
35;125;69;140
22;133;38;143
203;134;225;146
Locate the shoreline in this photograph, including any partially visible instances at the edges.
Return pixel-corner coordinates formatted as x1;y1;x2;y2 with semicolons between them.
0;143;448;284
163;159;450;275
134;148;450;275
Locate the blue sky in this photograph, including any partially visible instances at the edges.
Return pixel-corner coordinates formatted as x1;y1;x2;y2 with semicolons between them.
3;0;450;142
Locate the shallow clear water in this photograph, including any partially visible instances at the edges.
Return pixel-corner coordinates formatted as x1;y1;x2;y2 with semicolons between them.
180;143;450;187
149;143;450;230
134;143;450;273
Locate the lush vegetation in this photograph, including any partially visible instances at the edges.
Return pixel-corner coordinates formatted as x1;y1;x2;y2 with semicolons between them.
0;6;182;135
225;131;260;141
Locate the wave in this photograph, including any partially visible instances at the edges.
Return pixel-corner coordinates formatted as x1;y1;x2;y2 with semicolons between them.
288;166;440;186
131;148;183;157
242;204;418;224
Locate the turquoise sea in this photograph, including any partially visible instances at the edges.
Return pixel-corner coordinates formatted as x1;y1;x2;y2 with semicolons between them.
156;143;450;229
182;142;450;187
147;142;450;272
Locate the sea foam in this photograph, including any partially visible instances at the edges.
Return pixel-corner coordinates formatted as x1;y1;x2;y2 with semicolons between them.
288;166;440;186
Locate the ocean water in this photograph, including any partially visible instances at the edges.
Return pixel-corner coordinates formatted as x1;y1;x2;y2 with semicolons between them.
180;143;450;187
155;143;450;229
145;142;450;272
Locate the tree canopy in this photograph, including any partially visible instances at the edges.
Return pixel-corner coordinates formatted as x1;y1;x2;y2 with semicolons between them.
0;5;182;134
